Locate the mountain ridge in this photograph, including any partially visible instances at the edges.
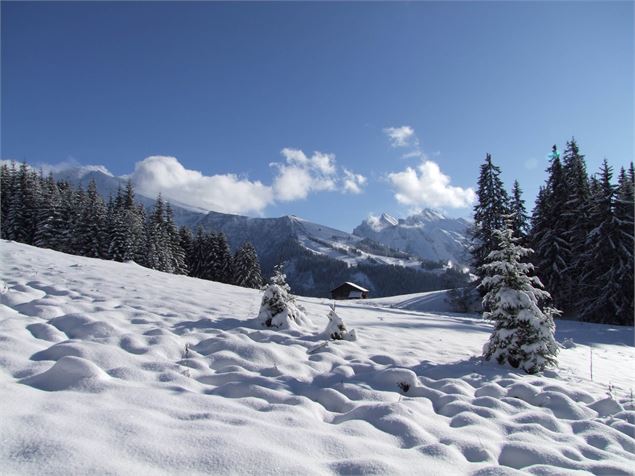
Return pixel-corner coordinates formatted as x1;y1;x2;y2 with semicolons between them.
50;167;471;296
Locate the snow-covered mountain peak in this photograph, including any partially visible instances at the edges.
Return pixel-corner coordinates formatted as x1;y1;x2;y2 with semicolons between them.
59;165;114;180
353;209;471;265
365;213;399;231
405;208;447;225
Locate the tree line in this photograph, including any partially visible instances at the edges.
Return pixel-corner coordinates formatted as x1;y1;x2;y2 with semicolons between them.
0;162;263;289
472;139;634;325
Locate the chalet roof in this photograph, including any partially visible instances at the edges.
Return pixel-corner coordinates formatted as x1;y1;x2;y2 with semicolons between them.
331;282;369;293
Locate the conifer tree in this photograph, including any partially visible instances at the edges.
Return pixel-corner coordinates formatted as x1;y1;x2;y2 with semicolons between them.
258;262;308;329
68;185;88;255
179;226;194;275
108;194;131;262
34;173;64;250
74;179;108;258
214;232;233;283
144;194;173;272
560;138;591;305
530;146;570;310
5;163;40;244
509;180;529;242
189;227;207;278
270;263;291;293
614;165;635;323
233;242;263;288
0;162;16;239
579;161;633;324
201;231;219;280
481;222;559;374
165;203;188;275
107;183;143;263
56;181;76;253
472;153;509;292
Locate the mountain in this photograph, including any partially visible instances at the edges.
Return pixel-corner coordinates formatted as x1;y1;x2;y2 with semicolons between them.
352;210;471;266
49;167;467;297
194;212;463;298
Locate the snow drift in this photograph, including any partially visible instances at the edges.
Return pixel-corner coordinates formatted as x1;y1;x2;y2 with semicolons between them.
0;240;633;474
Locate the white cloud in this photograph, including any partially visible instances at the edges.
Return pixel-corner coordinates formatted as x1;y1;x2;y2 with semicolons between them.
383;126;417;148
387;160;475;209
131;156;274;215
271;148;364;201
343;169;367;194
15;150;367;215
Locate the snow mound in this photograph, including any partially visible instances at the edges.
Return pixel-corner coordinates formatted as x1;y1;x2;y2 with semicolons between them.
20;356;110;391
588;397;624;417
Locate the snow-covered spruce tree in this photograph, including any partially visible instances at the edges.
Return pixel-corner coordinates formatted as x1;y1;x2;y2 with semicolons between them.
232;241;263;289
178;226;195;275
509;180;529;244
108;181;146;263
144;194;175;272
74;179;108;258
0;161;16;239
56;181;77;254
471;153;510;294
165;203;188;275
324;303;356;341
560;138;591;307
34;173;64;251
481;223;559;374
614;165;635;323
257;264;309;329
5;163;40;244
578;161;633;324
529;145;571;311
68;185;88;255
214;232;234;284
188;227;207;278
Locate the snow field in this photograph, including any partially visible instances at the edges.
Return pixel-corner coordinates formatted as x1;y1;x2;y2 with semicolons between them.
1;240;634;474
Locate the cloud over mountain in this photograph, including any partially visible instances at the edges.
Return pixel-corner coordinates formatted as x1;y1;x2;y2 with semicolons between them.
131;156;274;215
128;150;366;214
388;160;475;209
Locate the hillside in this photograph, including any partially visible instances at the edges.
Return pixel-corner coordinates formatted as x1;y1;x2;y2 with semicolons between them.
1;241;633;474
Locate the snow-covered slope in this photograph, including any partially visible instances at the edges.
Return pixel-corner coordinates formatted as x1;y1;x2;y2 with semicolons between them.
353;210;472;266
1;241;633;474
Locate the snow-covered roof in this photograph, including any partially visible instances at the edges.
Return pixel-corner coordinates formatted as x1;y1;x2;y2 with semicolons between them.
332;282;369;293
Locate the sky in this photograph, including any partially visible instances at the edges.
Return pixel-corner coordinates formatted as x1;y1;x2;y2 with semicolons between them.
2;1;633;231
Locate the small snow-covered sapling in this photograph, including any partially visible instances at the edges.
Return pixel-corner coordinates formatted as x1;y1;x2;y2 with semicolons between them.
324;303;356;341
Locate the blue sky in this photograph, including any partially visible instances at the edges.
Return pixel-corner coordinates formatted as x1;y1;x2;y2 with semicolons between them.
2;1;633;231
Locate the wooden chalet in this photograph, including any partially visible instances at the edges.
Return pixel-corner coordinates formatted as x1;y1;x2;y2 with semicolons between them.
330;282;369;300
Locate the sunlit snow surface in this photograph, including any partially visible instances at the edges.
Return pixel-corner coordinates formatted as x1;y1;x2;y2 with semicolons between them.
1;240;633;475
